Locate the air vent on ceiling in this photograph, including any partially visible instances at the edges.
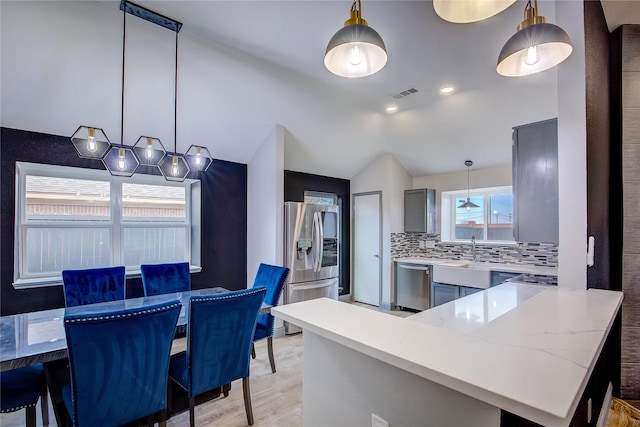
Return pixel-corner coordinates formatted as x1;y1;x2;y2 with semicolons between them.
391;87;419;99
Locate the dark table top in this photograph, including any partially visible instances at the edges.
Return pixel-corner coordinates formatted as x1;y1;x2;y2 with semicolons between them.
0;287;271;371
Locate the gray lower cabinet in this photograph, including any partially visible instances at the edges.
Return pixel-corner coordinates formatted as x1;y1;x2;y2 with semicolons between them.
431;282;459;307
459;286;482;297
490;271;521;287
431;283;484;307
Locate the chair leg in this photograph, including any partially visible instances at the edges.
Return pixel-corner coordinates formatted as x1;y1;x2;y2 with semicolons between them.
267;336;276;373
25;405;36;427
40;390;49;426
147;414;154;426
223;382;231;397
158;409;167;427
189;396;196;427
242;376;254;426
167;380;173;415
251;342;256;359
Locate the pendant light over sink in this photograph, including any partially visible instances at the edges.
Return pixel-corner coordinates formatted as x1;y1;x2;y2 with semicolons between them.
324;0;387;78
496;0;573;77
458;160;480;211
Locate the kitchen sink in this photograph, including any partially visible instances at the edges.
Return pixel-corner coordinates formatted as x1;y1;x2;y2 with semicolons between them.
432;264;492;289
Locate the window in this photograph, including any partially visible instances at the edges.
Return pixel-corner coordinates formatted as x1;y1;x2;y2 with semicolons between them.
441;186;513;243
14;162;200;287
304;191;338;205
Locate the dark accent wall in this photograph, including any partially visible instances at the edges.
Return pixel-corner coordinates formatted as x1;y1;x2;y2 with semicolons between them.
585;0;617;291
584;0;625;400
284;170;350;295
0;127;247;315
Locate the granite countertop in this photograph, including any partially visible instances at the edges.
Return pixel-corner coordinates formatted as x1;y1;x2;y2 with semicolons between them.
393;256;558;277
272;284;622;427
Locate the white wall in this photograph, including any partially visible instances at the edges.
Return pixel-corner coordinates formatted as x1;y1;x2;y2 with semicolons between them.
247;124;284;285
351;153;412;307
413;164;512;234
556;0;587;290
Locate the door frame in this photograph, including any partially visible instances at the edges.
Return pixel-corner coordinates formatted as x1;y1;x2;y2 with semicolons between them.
349;191;383;305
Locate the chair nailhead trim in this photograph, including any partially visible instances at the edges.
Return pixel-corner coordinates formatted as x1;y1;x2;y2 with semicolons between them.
1;402;37;413
192;288;265;303
64;302;181;323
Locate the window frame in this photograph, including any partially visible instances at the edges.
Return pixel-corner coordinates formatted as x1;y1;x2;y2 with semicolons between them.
13;162;201;288
441;185;515;244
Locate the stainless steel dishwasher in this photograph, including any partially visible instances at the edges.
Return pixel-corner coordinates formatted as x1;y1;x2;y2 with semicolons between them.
395;263;431;311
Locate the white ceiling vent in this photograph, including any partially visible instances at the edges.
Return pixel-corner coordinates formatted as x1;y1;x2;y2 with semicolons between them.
391;87;419;99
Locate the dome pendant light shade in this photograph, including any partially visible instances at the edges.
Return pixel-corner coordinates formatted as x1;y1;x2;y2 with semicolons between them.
433;0;516;24
324;0;387;78
458;160;480;211
497;0;572;77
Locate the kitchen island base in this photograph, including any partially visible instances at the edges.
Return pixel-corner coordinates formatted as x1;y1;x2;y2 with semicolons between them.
303;332;499;426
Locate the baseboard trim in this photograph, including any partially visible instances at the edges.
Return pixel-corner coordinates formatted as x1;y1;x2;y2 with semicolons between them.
274;326;286;339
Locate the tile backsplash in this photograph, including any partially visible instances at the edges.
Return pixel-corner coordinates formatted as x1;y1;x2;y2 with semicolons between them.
391;233;558;267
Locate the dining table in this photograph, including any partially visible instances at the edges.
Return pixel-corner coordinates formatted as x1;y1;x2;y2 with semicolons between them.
0;286;272;426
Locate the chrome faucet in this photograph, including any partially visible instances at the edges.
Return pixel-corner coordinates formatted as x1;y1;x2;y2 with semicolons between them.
471;235;477;263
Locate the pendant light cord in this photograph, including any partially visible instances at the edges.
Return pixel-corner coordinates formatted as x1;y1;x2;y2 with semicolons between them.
174;30;178;154
467;165;470;199
121;5;126;147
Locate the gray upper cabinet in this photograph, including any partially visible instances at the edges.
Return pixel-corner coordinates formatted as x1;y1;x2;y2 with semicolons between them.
512;118;559;243
404;189;436;233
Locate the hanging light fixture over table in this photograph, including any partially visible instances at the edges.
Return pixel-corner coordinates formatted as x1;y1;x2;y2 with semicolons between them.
152;5;190;182
324;0;387;78
102;2;141;177
496;0;572;77
458;160;480;211
433;0;516;24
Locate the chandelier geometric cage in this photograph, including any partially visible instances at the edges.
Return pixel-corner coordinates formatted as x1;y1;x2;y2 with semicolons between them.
71;1;213;179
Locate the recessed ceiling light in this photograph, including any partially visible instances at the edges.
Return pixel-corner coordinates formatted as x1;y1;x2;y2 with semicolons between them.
386;105;398;113
440;85;455;94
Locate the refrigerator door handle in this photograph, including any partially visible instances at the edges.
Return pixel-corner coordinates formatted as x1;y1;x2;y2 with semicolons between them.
317;211;324;272
312;212;321;272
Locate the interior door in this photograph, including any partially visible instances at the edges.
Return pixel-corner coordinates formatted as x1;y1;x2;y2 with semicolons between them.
353;192;381;306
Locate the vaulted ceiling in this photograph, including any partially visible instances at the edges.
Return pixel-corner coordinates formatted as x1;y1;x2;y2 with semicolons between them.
2;1;637;179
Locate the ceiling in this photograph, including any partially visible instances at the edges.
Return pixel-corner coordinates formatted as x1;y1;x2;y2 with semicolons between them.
36;1;640;179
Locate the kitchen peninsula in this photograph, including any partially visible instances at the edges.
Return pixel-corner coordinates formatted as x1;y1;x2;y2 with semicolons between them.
272;284;622;427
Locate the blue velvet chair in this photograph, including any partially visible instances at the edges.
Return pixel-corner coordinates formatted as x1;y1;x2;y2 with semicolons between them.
0;364;49;427
140;262;191;296
63;299;182;427
168;287;267;427
250;263;289;373
62;266;126;307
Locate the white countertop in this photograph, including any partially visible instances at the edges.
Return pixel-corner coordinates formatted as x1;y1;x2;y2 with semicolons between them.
272;284;622;427
393;256;558;276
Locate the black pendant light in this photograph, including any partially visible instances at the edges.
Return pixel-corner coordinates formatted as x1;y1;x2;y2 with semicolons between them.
458;160;480;211
497;0;572;77
103;2;139;177
324;0;387;78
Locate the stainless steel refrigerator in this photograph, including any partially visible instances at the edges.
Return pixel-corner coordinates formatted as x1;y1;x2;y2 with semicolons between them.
283;202;339;334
